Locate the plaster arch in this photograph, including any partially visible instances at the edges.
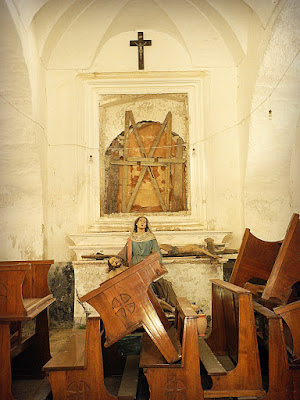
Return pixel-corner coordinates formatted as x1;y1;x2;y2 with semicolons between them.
40;0;98;65
187;0;245;65
244;0;300;239
94;30;192;72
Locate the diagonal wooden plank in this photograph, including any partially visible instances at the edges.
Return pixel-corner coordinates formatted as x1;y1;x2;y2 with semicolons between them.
172;137;184;211
124;111;171;212
164;113;172;210
126;166;147;212
130;111;147;157
147;166;167;212
148;111;171;158
121;111;130;212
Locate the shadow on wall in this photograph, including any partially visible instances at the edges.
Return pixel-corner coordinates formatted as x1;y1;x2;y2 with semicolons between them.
48;263;74;328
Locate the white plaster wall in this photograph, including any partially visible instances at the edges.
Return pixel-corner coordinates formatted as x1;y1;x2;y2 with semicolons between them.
244;1;300;240
0;0;44;260
203;68;243;247
3;0;297;263
290;115;300;213
45;67;240;260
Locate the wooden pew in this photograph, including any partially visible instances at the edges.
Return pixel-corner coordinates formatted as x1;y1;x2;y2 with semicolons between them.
229;228;281;289
0;260;55;400
201;279;265;398
253;300;297;400
262;213;300;303
80;252;181;364
139;297;206;400
43;312;139;400
230;213;300;305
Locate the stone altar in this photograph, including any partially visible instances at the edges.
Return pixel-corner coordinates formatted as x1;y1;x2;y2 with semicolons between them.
69;222;233;326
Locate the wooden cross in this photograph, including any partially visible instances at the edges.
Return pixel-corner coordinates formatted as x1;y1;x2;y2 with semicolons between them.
110;111;185;213
130;32;152;70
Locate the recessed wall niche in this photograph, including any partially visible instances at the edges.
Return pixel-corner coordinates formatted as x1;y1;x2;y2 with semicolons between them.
99;94;189;216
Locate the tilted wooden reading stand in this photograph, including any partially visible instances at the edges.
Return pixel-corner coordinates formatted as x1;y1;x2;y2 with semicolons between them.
80;252;181;364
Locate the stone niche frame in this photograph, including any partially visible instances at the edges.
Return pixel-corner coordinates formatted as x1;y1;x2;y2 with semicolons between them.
75;71;210;233
102;97;188;214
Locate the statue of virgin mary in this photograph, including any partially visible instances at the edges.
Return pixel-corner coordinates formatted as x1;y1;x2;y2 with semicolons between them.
118;216;161;266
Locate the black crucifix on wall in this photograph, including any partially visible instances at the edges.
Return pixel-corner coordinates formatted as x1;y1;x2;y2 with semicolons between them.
130;32;152;70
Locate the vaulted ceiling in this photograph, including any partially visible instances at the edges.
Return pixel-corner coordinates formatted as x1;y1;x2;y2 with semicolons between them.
9;0;282;68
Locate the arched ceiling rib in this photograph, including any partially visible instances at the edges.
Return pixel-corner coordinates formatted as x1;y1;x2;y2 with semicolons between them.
40;0;96;65
188;0;245;64
91;0;191;68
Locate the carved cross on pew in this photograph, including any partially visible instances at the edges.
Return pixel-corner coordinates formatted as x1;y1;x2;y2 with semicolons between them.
130;32;152;70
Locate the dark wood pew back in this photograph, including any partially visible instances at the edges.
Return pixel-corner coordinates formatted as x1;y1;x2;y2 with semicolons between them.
202;279;265;398
263;213;300;303
229;229;281;288
0;260;55;400
0;260;54;319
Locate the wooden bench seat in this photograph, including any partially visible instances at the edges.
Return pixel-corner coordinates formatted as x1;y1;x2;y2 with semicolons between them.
0;260;55;400
140;296;206;400
203;279;265;398
80;252;181;364
43;312;139;400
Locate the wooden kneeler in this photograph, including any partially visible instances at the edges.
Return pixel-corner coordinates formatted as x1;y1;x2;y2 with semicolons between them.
80;252;181;364
43;313;139;400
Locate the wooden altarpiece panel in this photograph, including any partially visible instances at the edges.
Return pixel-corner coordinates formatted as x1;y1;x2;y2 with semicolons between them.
104;111;187;214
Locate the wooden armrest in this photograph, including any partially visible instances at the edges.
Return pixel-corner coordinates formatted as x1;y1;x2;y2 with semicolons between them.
176;297;199;319
24;295;55;317
253;301;280;319
210;279;250;294
274;300;300;314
